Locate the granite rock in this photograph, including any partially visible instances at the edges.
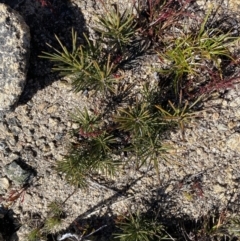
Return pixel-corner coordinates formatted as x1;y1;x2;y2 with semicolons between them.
0;3;30;110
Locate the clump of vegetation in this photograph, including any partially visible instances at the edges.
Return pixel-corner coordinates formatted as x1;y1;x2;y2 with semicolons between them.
40;0;240;189
157;10;239;95
27;228;42;241
113;210;167;241
56;107;121;188
94;3;137;52
27;200;66;241
225;215;240;238
40;0;240;240
112;209;240;240
41;30;120;93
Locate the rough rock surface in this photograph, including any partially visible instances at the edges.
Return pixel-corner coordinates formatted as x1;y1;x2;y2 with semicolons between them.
0;3;30;111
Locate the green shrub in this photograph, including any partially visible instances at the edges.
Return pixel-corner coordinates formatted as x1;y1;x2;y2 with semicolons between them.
57;107;120;188
94;4;137;51
157;11;239;94
27;228;42;241
41;30;120;93
26;200;66;240
41;2;239;192
113;210;168;241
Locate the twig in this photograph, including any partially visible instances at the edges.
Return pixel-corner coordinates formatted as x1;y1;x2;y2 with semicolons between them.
88;179;117;193
164;229;176;241
84;224;107;238
62;189;77;205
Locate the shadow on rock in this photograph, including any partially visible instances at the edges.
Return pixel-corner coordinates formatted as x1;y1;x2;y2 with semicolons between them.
0;0;87;107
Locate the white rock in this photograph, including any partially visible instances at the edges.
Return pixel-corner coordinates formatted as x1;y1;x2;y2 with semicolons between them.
235;109;240;118
0;177;10;191
212;184;226;194
49;117;59;127
229;97;240;107
227;121;236;129
226;133;240;153
212;112;219;121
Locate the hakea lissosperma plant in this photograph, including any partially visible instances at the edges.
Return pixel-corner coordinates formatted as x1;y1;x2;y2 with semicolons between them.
57;107;120;188
27;200;66;240
41;30;99;75
43;200;65;233
27;228;42;241
130;132;171;184
155;94;203;139
114;102;158;137
94;3;137;51
44;217;62;233
57;135;120;188
113;210;168;241
70;107;101;134
41;29;120;93
223;215;240;238
114;99;172;184
157;10;239;94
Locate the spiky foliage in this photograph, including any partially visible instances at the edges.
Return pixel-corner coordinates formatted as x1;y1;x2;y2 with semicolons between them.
112;85;175;183
131;133;171;184
136;0;192;41
58;107;120;188
27;228;42;241
95;4;137;51
57;150;91;188
155;95;202;138
26;201;65;240
157;11;239;94
114;103;157;137
43;201;65;233
47;200;65;218
114;210;167;241
225;216;240;238
43;217;62;233
70;107;101;133
57;136;119;187
41;29;119;93
41;30;99;75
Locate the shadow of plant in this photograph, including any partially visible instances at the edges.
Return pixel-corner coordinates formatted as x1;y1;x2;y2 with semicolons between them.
0;206;20;241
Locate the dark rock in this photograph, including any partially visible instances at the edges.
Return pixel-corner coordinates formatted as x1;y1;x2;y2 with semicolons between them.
3;160;34;186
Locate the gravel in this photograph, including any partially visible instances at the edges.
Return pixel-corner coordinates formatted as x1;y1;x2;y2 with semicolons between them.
0;0;240;240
